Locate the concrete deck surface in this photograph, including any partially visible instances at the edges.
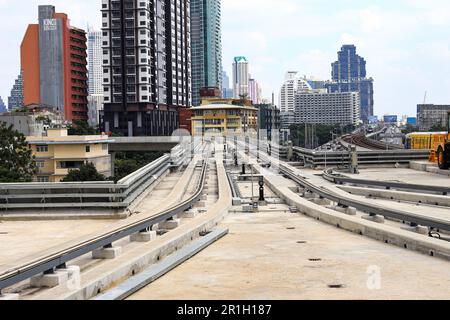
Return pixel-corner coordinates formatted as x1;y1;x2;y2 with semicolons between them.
128;204;450;300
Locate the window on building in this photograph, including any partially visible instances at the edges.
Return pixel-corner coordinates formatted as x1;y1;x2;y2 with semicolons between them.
36;161;45;168
86;146;91;153
58;161;84;169
36;145;48;153
37;176;50;183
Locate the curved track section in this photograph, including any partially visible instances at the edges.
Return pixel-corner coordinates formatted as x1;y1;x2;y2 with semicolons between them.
341;133;404;151
0;147;211;292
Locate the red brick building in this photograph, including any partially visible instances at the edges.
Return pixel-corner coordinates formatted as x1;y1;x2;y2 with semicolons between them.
21;5;88;122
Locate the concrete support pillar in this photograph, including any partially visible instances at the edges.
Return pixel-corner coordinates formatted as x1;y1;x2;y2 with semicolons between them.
159;219;181;230
130;230;157;242
30;270;69;288
312;198;332;206
401;225;429;235
287;141;293;162
362;214;385;224
92;245;122;260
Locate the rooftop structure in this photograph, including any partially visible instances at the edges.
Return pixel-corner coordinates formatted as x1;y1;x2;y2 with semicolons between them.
26;128;113;182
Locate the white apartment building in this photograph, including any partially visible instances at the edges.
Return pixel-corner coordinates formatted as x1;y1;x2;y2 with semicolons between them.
279;71;312;114
294;91;361;126
87;28;104;126
249;78;261;104
232;56;249;99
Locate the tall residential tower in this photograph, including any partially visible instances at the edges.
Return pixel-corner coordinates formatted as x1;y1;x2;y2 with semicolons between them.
21;5;88;121
87;28;104;126
191;0;222;106
101;0;192;136
325;45;374;122
232;56;249;99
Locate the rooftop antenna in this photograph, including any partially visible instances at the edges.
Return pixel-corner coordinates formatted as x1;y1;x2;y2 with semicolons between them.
423;91;427;104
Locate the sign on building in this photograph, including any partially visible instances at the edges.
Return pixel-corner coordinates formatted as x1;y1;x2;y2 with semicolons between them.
43;19;57;31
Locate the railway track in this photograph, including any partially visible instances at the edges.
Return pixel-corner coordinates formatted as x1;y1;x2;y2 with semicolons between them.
232;139;450;235
342;133;404;150
0;145;212;293
323;168;450;196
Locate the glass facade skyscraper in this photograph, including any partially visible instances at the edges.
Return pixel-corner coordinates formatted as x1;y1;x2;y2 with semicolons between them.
8;71;24;110
325;45;374;122
191;0;223;106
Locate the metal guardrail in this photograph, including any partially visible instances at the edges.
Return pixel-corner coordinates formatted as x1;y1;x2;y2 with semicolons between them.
279;164;450;233
0;145;210;292
293;147;430;167
323;168;450;196
0;145;191;211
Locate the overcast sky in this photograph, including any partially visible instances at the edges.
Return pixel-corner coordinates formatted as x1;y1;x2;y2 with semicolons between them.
1;0;450;117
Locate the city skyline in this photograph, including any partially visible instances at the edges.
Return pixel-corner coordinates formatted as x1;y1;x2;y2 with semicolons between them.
1;0;450;117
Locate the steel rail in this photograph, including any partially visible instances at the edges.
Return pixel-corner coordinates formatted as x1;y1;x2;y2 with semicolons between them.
0;146;211;292
236;141;450;234
322;168;450;196
279;164;450;232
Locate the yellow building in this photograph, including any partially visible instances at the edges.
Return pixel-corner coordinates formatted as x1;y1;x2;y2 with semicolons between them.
27;128;113;182
191;99;258;136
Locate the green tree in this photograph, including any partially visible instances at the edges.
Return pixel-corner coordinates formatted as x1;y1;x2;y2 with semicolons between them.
61;162;106;182
402;124;418;135
113;151;164;181
428;124;447;132
0;121;37;182
67;120;98;135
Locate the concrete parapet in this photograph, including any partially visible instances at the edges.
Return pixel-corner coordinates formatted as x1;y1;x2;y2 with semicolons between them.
339;185;450;207
92;247;122;260
130;231;157;243
159;219;181;230
361;214;385;224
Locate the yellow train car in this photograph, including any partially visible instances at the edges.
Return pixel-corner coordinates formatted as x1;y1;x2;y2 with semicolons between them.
406;132;447;150
406;132;448;163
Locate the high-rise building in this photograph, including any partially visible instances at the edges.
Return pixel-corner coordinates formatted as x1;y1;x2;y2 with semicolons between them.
222;70;233;99
101;0;192;137
417;104;450;131
88;29;103;95
249;78;261;105
325;45;374;122
279;71;312;115
232;56;249;99
191;0;222;106
294;92;360;126
8;72;24;110
0;96;6;112
87;28;104;126
21;5;88;122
